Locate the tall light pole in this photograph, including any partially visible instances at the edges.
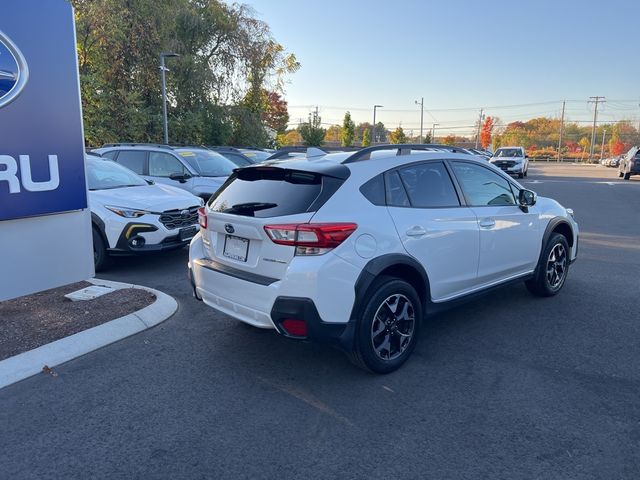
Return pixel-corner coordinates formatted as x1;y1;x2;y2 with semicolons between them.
588;96;605;163
600;128;607;161
475;108;484;149
431;123;439;142
372;105;383;144
415;97;424;143
160;52;180;144
557;100;565;162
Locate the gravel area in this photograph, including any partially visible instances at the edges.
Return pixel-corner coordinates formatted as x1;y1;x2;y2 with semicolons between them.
0;281;155;361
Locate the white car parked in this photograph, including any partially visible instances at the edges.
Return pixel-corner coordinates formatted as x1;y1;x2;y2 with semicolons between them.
490;146;529;178
189;144;578;373
87;155;203;270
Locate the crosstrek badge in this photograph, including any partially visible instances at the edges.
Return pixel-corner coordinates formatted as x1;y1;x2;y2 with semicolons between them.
0;29;28;108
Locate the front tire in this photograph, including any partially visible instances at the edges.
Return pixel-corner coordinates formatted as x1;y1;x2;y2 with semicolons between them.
349;277;422;374
618;171;624;178
623;172;631;180
92;227;110;272
518;171;524;178
526;233;570;297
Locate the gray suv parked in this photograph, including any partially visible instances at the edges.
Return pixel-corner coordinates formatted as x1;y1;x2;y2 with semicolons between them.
93;144;236;200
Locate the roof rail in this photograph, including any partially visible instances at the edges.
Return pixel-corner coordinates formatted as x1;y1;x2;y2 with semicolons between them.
206;145;243;153
169;144;211;150
342;144;472;164
101;143;174;150
266;145;352;160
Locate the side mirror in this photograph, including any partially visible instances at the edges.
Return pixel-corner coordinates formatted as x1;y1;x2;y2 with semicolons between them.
145;179;155;185
169;172;190;183
519;189;536;209
525;154;529;159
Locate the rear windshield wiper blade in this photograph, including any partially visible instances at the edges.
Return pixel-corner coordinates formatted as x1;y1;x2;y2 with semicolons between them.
223;202;277;214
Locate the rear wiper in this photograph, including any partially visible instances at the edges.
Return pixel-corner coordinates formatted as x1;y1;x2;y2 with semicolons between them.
223;202;277;214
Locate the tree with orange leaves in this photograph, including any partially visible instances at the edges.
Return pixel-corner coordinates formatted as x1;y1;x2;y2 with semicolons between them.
480;116;495;149
611;140;626;156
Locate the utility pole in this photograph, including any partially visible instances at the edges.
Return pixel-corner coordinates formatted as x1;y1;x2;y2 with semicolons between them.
372;105;383;144
415;97;424;143
475;108;484;149
600;128;607;161
588;96;605;163
557;100;565;163
432;123;438;142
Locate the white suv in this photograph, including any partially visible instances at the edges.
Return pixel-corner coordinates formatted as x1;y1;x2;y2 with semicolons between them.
490;146;529;178
87;155;203;270
189;145;578;373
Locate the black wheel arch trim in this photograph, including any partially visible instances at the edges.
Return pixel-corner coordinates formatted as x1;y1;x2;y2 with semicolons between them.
91;213;109;246
538;217;575;270
351;253;432;322
543;217;574;248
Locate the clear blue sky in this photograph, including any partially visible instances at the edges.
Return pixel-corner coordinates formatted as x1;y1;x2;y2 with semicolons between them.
247;0;640;135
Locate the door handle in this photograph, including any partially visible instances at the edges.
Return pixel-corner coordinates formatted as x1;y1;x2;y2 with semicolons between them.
479;218;495;228
406;226;427;237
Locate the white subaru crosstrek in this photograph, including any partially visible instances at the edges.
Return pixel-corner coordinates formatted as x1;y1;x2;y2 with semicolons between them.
87;155;203;271
189;145;578;373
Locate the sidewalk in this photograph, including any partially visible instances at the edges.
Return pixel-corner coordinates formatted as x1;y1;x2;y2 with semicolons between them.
0;278;177;389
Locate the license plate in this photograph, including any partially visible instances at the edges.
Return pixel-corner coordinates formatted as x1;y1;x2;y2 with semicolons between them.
223;235;249;262
179;225;198;241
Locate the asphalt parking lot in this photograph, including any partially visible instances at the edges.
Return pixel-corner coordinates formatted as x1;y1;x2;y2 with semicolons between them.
1;163;639;479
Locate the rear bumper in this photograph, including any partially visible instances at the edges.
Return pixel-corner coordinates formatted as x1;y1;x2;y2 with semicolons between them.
188;233;360;339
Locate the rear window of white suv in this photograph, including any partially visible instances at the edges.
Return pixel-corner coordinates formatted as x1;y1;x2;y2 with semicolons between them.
208;167;343;218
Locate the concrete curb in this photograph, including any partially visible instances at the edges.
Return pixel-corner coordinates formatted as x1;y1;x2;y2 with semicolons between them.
0;278;177;390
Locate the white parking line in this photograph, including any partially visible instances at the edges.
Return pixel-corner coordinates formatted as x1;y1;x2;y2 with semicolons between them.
524;179;638;186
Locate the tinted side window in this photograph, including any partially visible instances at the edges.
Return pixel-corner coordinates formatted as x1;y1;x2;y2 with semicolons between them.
385;171;410;207
149;152;185;177
101;150;117;160
360;174;385;206
398;162;460;208
451;162;516;206
115;150;146;175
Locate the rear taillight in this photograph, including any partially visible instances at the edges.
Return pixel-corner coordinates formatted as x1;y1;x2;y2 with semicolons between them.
264;223;357;255
197;207;207;229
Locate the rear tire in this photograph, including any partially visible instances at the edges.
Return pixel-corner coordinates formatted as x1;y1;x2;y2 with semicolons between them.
92;227;110;272
618;171;624;178
623;172;631;180
348;276;422;374
526;233;570;297
518;171;524;179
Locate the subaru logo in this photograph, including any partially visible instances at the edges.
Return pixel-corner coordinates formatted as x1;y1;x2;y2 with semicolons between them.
180;209;189;216
224;224;234;234
0;30;28;108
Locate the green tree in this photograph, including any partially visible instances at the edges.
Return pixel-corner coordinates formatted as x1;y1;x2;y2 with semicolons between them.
340;111;356;147
72;0;299;146
373;122;387;143
389;126;407;144
361;128;371;147
298;111;326;146
355;122;372;142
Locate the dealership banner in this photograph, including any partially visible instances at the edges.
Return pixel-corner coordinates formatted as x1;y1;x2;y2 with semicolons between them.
0;1;87;221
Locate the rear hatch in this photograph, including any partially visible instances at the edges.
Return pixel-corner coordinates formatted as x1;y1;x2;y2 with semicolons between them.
200;164;348;280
